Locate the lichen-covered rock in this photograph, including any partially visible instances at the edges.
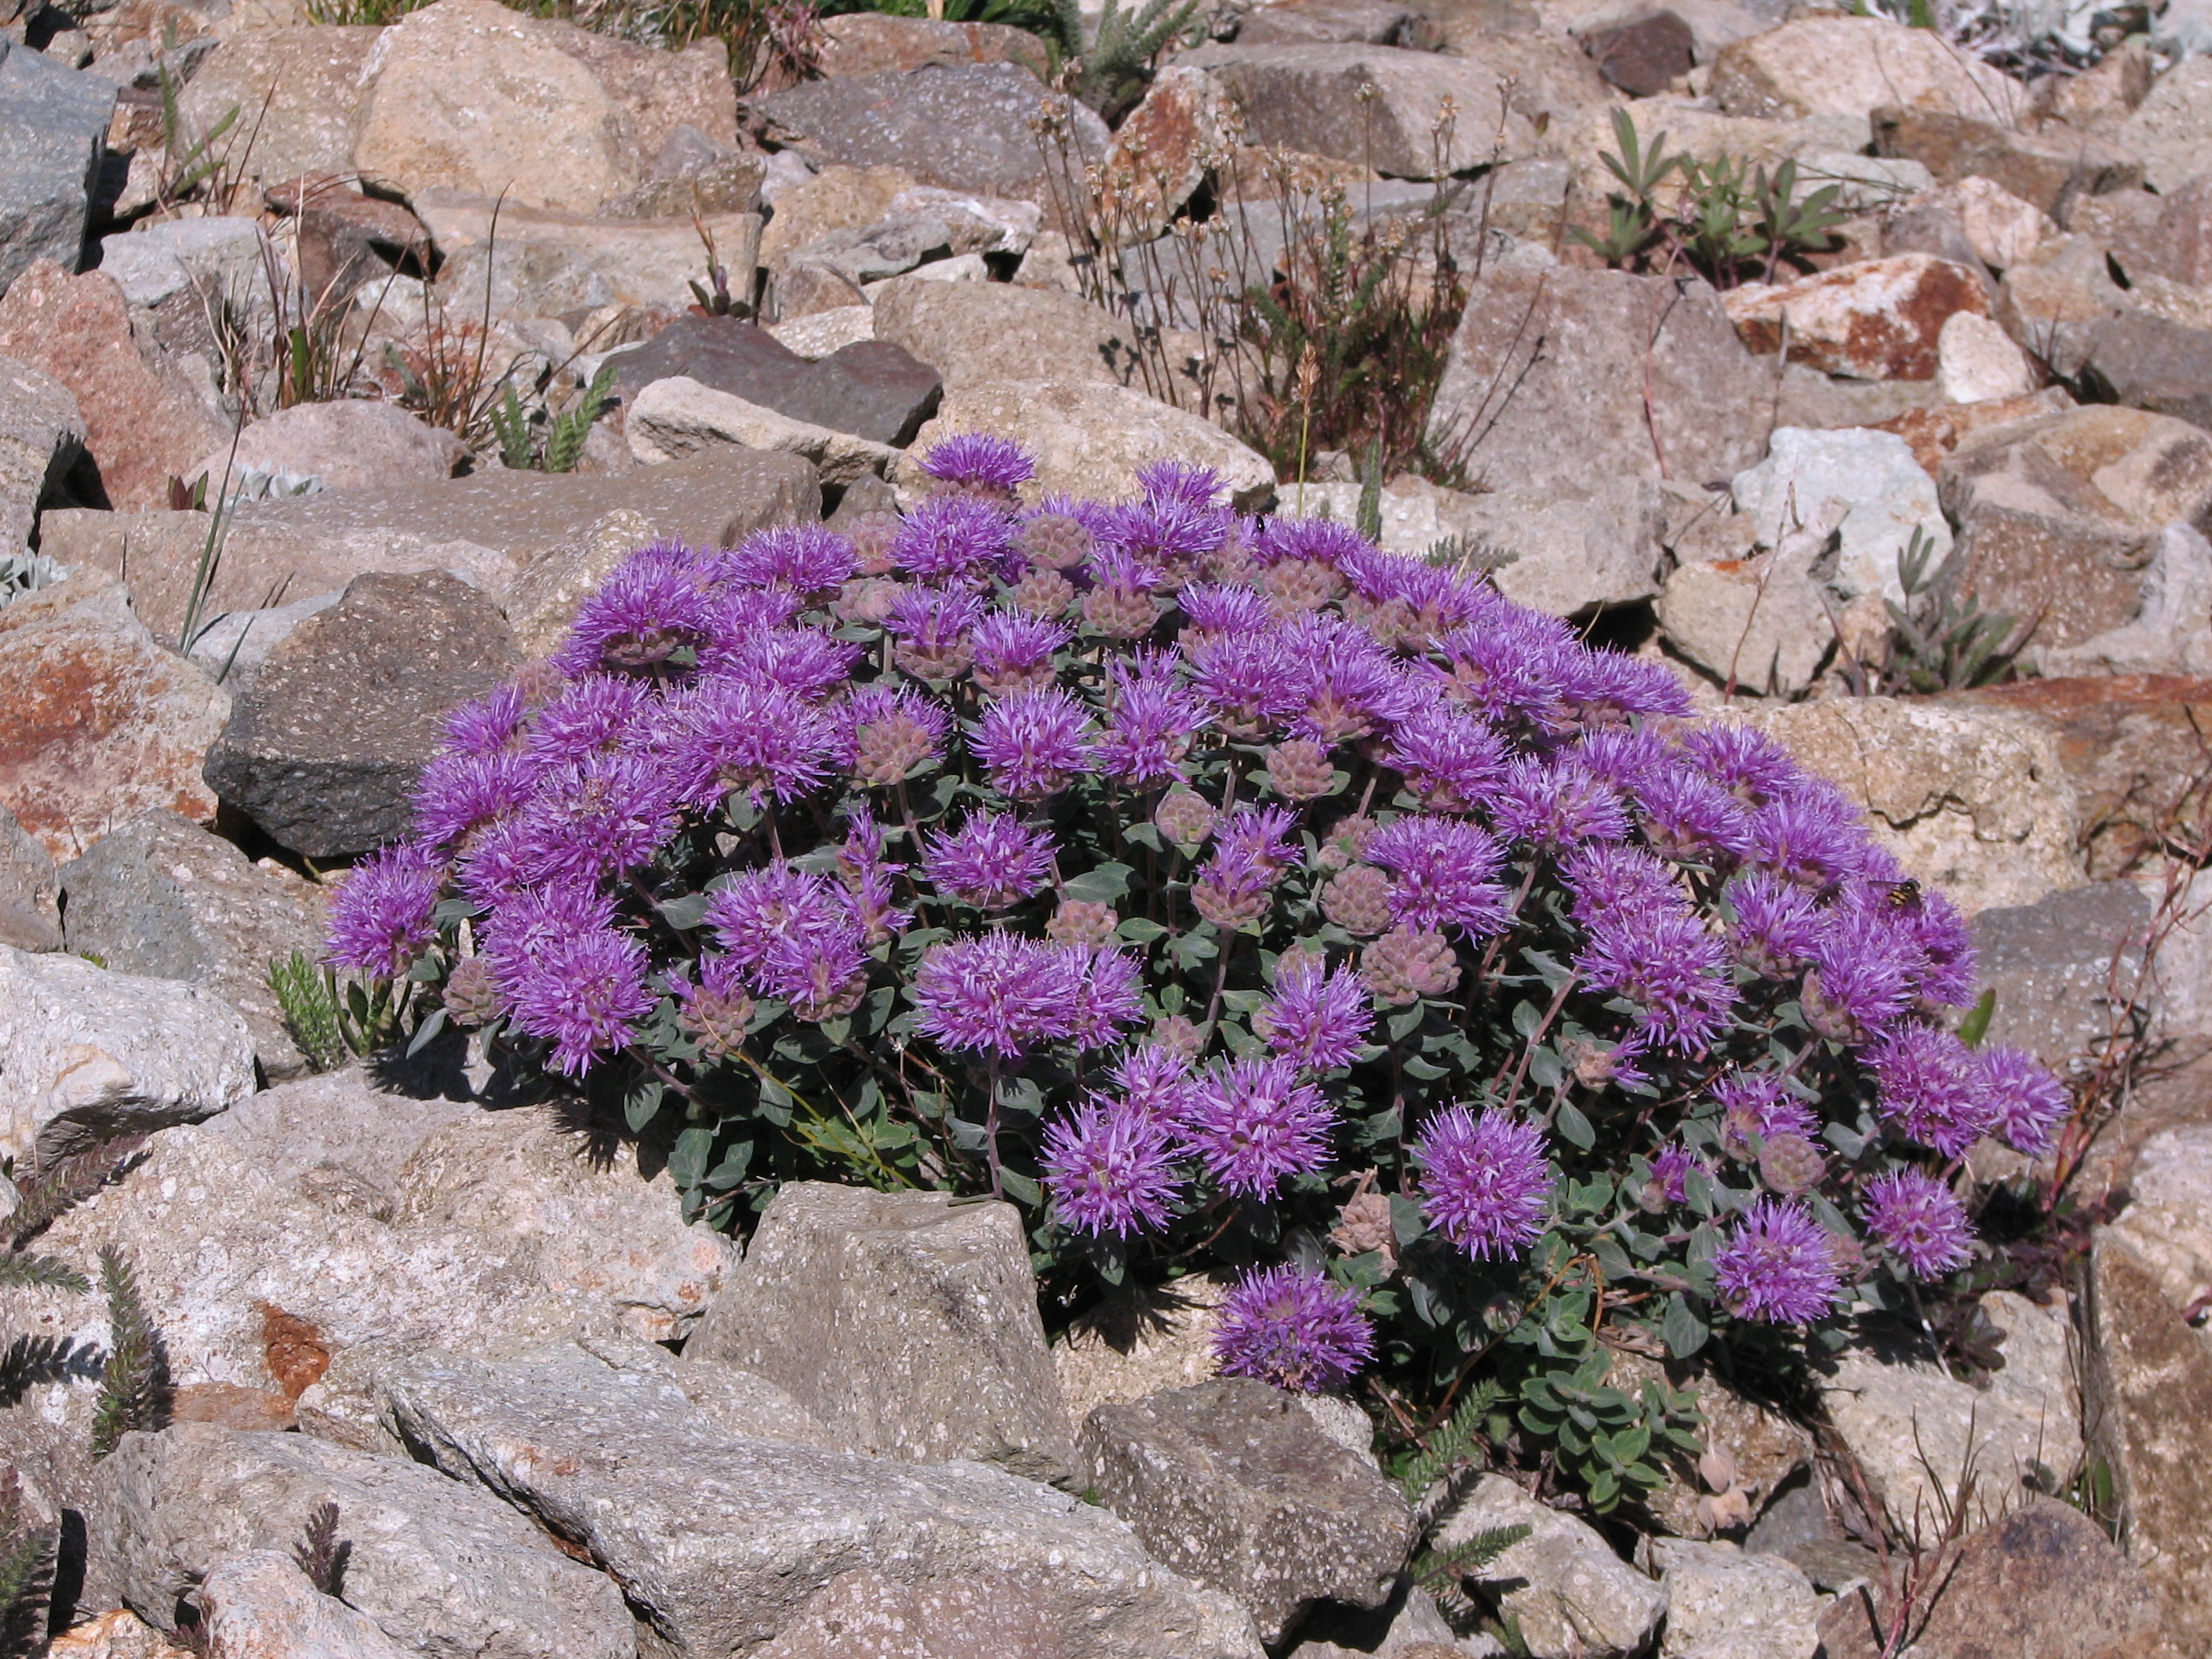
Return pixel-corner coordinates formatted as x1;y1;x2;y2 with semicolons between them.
1649;1538;1820;1659
0;946;253;1163
367;1341;1266;1658
91;1422;633;1657
1080;1378;1415;1645
688;1182;1079;1483
1724;255;1990;382
60;809;327;1079
1433;1474;1666;1659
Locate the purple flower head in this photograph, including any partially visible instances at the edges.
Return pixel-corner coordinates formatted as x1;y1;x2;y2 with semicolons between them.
504;749;679;887
1382;701;1505;812
665;678;839;808
326;844;442;977
1213;1265;1374;1394
894;495;1018;582
1190;627;1304;736
1179;584;1276;637
909;934;1082;1057
971;611;1070;696
1863;1168;1974;1280
1216;805;1301;876
1136;458;1225;513
1681;725;1801;807
1253;515;1369;570
1181;1055;1336;1197
411;750;539;850
1097;497;1226;583
1750;782;1868;891
844;684;952;786
1726;871;1823;981
1258;955;1373;1071
1412;1104;1552;1260
1803;905;1920;1045
1712;1069;1817;1157
1715;1199;1845;1324
1575;901;1734;1053
1895;888;1978;1011
1191;844;1276;930
1649;1143;1702;1205
1286;615;1421;744
725;525;857;597
1870;1024;1998;1159
975;687;1099;800
1431;609;1578;730
1492;757;1629;850
503;923;654;1075
1043;1098;1184;1237
885;584;986;680
1100;654;1207;787
1067;946;1145;1051
1114;1044;1201;1121
837;810;912;945
923;811;1057;910
704;864;859;994
554;545;713;677
1561;843;1677;928
1365;817;1511;937
1639;765;1756;864
1976;1046;2069;1157
1574;727;1673;794
1339;545;1484;643
707;626;863;701
525;674;654;769
1560;649;1693;725
443;685;527;757
919;433;1035;498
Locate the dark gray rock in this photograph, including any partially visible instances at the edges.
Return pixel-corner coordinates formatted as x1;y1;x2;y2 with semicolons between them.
687;1181;1080;1485
60;809;326;1078
225;445;820;569
0;44;113;295
202;570;519;859
752;62;1106;206
1970;881;2152;1067
1080;1378;1417;1646
2084;308;2212;433
1580;9;1695;96
614;314;941;445
0;803;58;952
1427;265;1772;498
364;1342;1265;1659
91;1420;635;1658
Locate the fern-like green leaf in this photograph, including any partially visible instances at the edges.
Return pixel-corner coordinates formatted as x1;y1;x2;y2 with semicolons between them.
0;1470;52;1659
7;1135;146;1252
90;1247;167;1460
1412;1521;1532;1592
0;1254;88;1295
269;952;347;1073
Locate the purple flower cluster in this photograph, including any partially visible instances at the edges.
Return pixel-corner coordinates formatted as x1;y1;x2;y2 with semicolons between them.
1212;1264;1376;1394
1412;1104;1553;1259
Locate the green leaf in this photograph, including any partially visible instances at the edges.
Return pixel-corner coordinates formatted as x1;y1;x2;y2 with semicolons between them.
998;1168;1043;1206
1063;862;1133;905
660;893;713;930
1958;986;1996;1048
1555;1102;1595;1151
1662;1292;1708;1359
668;1126;713;1190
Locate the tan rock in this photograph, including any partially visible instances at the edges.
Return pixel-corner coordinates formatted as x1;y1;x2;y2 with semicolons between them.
174;26;381;189
1871;104;2143;215
0;264;227;513
765;304;875;359
1938;310;2037;403
758;163;919;266
504;508;656;660
1054;1276;1232;1429
1725;253;1989;381
812;10;1051;79
195;1552;414;1659
1708;15;2026;124
0;576;230;860
353;0;637;213
868;274;1144;391
49;1610;193;1659
1730;696;2082;914
415;193;761;319
0;352;83;557
183;399;465;496
1609;1353;1813;1541
1100;66;1233;240
903;380;1277;510
626;376;899;485
1916;174;2058;271
2116;55;2212;195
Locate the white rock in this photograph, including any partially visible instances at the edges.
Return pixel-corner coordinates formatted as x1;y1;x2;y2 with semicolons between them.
1939;311;2038;404
195;1551;415;1659
1650;1538;1820;1659
765;304;875;359
2102;1124;2212;1326
0;946;254;1164
627;375;899;486
1732;425;1951;602
1435;1474;1666;1658
1919;176;2057;271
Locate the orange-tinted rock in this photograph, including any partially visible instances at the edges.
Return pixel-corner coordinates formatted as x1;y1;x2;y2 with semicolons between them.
0;575;228;860
1874;387;2071;474
0;262;226;511
1099;67;1231;236
1725;253;1990;381
811;11;1051;80
1871;104;2143;214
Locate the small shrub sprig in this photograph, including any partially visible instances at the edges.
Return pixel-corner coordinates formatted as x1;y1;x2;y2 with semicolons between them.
328;437;2069;1511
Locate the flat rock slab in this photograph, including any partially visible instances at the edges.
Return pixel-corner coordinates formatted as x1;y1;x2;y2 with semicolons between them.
1080;1377;1414;1645
0;46;115;294
753;63;1104;206
0;943;253;1165
612;313;941;445
368;1342;1265;1659
202;569;518;859
688;1182;1079;1483
92;1421;633;1658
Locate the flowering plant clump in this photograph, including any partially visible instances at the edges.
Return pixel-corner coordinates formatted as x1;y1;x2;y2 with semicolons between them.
331;435;2068;1512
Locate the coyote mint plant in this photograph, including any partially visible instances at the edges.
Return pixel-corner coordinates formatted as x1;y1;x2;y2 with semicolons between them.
330;435;2067;1511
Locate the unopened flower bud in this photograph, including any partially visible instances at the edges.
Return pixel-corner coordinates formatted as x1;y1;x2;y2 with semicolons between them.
678;987;756;1060
1329;1188;1398;1268
1362;924;1460;1005
1758;1132;1826;1196
1152;1013;1205;1057
1262;556;1346;615
1019;511;1091;570
1047;900;1119;946
1322;864;1394;936
1155;786;1216;849
441;957;502;1027
891;636;975;684
1083;583;1162;640
830;575;904;627
1009;567;1077;619
853;715;937;786
1266;739;1336;801
847;511;902;576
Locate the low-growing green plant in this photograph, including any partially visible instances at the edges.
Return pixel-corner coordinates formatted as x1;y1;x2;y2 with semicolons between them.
323;438;2075;1516
492;360;621;474
270;950;411;1073
0;1471;53;1659
1875;528;2029;696
90;1248;166;1459
1573;108;1848;288
1053;0;1201;117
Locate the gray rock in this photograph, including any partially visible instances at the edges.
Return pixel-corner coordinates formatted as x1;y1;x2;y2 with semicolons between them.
1081;1378;1416;1645
869;274;1144;393
753;63;1104;204
502;507;655;661
1732;426;1950;605
1656;530;1834;697
627;377;903;485
180;401;468;498
180;591;342;696
0;44;113;296
202;569;520;859
1283;1578;1466;1658
602;122;766;219
1648;1538;1819;1659
1238;0;1423;46
688;1181;1080;1484
172;26;381;191
610;314;942;446
192;1551;415;1659
1969;880;2151;1066
0;802;59;952
95;218;274;361
754;1569;1082;1659
0;350;82;556
0;945;253;1164
91;1420;634;1657
367;1341;1266;1658
198;1062;480;1205
417;197;764;323
1433;1475;1666;1659
224;445;819;571
1427;265;1771;500
2034;520;2212;678
2080;306;2212;434
1452;478;1662;620
59;808;326;1079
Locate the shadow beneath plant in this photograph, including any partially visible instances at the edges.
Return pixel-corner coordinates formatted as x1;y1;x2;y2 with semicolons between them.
1063;1277;1221;1356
